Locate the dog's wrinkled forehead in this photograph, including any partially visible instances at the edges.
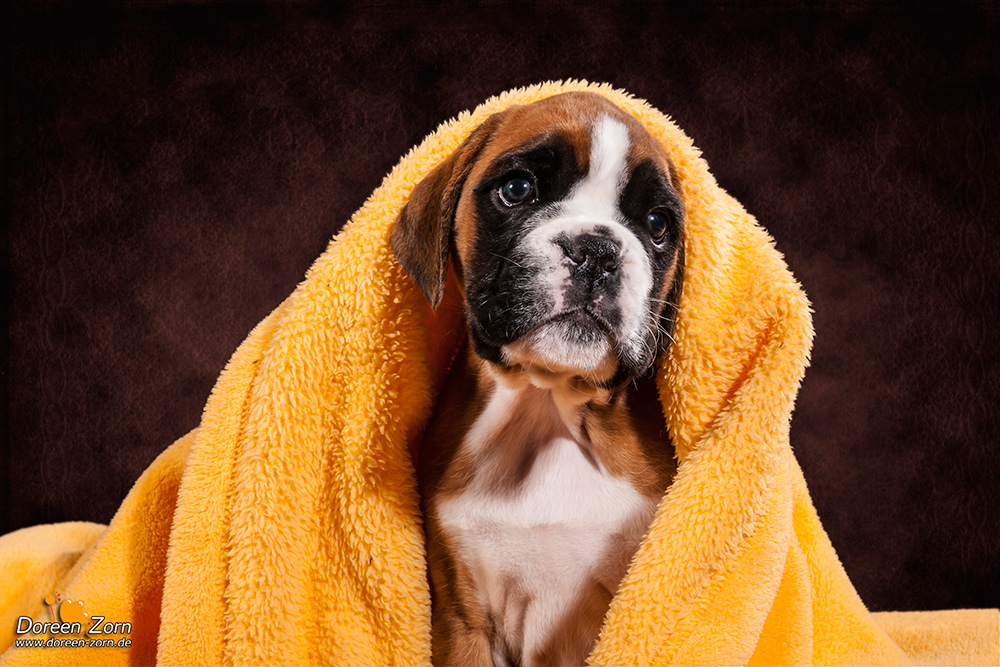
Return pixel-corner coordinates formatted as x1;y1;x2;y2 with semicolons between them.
451;93;678;261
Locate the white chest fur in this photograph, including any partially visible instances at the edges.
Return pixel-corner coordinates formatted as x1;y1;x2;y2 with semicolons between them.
436;381;657;664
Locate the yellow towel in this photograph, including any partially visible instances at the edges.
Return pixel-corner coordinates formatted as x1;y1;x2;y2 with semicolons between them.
1;80;996;667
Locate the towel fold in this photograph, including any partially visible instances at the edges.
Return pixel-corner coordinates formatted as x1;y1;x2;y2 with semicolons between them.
1;80;996;666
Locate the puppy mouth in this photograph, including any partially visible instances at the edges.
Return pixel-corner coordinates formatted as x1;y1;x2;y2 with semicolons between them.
495;304;621;381
533;306;615;338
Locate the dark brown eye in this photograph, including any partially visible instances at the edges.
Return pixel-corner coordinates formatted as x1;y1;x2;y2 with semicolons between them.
646;210;670;242
499;176;534;206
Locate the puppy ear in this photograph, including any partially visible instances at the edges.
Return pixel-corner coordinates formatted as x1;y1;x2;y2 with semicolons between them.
391;114;502;309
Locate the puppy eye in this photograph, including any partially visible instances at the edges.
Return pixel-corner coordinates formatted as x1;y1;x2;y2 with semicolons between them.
498;176;535;206
645;210;671;242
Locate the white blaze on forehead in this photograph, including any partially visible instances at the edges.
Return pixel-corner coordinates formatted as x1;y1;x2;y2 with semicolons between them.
562;115;631;220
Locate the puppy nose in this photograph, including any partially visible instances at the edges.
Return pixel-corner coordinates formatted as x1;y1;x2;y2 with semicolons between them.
560;233;622;276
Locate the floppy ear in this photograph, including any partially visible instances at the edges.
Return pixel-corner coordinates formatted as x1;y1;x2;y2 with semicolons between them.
391;114;503;309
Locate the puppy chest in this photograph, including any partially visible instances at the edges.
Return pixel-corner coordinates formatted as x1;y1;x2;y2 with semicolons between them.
436;434;657;654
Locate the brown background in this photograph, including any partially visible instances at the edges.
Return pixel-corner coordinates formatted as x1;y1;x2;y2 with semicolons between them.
6;1;999;613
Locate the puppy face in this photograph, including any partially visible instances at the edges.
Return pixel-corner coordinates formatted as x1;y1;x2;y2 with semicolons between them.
392;92;684;386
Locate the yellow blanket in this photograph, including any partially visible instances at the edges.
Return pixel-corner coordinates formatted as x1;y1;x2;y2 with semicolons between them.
1;81;996;666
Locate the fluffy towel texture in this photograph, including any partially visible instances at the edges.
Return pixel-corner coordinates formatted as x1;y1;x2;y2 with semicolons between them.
1;81;996;666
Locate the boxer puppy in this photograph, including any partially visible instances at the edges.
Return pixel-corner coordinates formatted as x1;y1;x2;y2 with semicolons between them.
391;92;684;666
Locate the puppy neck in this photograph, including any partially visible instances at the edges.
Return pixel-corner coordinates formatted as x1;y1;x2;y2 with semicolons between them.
478;351;616;440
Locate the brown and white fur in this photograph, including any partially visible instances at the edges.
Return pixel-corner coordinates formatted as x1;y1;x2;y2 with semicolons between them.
391;92;684;666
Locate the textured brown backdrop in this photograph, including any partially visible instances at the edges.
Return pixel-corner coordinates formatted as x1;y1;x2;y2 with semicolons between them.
6;1;999;613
